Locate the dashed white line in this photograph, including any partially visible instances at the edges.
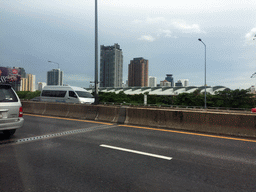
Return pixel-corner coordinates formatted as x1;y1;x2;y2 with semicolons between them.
100;144;172;160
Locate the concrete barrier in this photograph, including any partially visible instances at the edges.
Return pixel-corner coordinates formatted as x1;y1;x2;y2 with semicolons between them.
43;102;70;117
67;104;98;120
125;107;256;137
21;101;256;138
95;105;120;123
22;101;46;115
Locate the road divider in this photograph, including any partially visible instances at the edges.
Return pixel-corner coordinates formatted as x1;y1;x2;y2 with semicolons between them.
22;101;256;138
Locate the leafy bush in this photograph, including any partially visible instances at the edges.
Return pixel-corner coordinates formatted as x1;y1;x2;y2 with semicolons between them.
98;89;255;109
17;91;41;100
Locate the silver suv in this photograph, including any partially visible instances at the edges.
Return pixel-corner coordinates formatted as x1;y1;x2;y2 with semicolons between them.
0;84;24;136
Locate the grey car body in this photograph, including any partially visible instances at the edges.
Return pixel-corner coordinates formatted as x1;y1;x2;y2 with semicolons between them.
0;84;24;136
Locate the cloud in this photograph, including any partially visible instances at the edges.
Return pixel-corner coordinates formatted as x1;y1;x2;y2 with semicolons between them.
172;21;205;34
138;35;155;42
132;17;166;24
245;27;256;45
157;29;177;38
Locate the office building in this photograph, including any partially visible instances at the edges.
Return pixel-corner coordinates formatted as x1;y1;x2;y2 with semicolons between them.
100;43;123;87
165;74;174;87
175;80;183;87
128;57;148;87
47;69;63;86
149;76;157;87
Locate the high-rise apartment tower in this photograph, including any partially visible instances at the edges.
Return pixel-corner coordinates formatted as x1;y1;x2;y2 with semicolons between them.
128;57;148;87
149;76;157;87
100;43;123;87
47;69;63;86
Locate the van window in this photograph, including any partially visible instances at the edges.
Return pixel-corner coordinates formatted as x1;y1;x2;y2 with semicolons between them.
69;91;77;98
76;91;93;98
41;90;66;97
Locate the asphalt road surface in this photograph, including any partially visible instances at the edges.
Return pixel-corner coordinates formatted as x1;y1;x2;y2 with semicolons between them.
0;114;256;192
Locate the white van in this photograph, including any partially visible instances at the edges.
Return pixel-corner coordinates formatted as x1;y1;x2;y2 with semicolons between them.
40;86;95;104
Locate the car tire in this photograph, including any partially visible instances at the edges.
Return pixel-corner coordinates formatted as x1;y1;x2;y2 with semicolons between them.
3;129;16;137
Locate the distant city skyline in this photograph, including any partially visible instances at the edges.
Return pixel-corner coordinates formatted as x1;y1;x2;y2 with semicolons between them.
2;1;256;90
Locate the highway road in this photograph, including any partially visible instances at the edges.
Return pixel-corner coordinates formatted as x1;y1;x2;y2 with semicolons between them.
0;114;256;192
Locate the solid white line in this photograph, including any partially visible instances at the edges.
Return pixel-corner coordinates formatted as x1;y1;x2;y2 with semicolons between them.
100;144;172;160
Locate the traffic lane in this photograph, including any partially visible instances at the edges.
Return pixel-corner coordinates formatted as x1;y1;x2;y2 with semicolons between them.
56;126;256;191
74;125;256;170
1;130;255;192
1;116;256;191
0;114;112;141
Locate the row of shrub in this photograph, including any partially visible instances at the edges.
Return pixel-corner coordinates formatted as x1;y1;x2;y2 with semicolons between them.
17;89;255;109
98;89;255;109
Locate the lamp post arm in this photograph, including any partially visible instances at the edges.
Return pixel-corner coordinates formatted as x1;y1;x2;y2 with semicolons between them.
198;38;207;109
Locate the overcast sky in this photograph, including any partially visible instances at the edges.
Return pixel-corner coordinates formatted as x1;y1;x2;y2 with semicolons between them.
1;0;256;89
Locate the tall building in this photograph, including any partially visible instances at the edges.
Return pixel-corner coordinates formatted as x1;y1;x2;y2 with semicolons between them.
38;82;47;91
20;74;35;91
100;43;123;87
128;57;149;87
183;79;189;87
165;74;174;87
47;69;63;86
149;76;157;87
27;74;36;91
20;78;28;91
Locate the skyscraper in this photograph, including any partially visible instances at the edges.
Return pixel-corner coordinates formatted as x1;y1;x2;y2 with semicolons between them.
47;69;63;86
165;74;174;87
20;78;28;91
128;57;148;87
100;43;123;87
20;74;36;91
27;74;35;91
149;76;157;87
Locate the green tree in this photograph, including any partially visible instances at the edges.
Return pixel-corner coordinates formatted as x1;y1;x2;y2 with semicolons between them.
17;91;41;100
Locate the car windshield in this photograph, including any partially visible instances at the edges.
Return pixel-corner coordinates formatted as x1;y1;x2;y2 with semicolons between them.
75;91;94;98
0;85;18;102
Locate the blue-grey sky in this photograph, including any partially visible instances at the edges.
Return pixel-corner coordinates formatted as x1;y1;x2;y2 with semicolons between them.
1;0;256;89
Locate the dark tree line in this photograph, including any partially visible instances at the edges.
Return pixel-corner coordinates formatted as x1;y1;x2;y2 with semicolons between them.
17;91;41;100
17;89;255;109
98;89;255;109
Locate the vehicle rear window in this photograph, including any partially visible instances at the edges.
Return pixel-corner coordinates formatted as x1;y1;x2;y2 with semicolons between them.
0;85;18;102
41;90;67;97
76;91;93;98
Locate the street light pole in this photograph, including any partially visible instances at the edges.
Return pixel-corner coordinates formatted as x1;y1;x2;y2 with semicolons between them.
48;60;59;69
94;0;99;104
198;38;207;109
48;60;60;86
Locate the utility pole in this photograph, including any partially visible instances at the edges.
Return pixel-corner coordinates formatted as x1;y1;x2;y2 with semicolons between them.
94;0;99;104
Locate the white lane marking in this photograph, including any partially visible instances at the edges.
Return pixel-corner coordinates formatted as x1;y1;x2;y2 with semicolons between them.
100;144;172;160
